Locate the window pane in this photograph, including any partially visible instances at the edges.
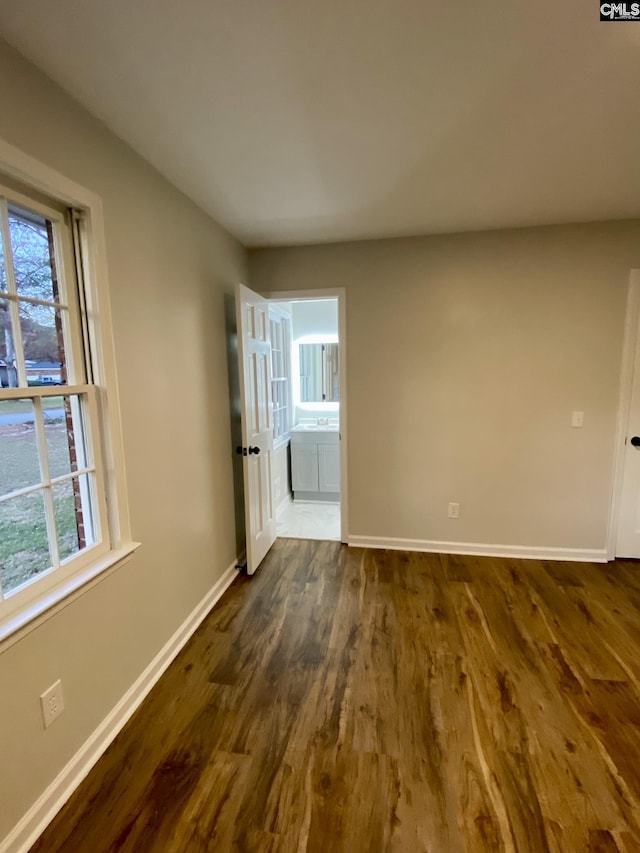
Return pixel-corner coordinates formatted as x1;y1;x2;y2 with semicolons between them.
46;395;86;480
0;222;7;293
53;474;94;563
8;205;57;303
0;297;18;388
0;402;41;495
0;490;51;594
20;300;67;386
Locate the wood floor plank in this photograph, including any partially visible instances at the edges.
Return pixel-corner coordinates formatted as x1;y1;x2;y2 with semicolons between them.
452;584;554;851
515;559;629;682
29;542;640;852
170;751;253;852
470;559;639;846
563;577;640;690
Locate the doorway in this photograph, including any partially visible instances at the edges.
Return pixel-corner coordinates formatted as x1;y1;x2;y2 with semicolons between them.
267;290;347;543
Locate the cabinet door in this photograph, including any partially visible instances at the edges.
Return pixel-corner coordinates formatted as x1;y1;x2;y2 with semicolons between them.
291;444;318;492
318;443;340;492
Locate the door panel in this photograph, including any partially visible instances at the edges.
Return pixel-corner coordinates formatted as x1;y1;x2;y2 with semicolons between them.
291;445;318;492
318;443;341;492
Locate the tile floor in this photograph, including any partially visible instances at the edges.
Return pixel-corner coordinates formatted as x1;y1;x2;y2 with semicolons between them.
276;500;340;541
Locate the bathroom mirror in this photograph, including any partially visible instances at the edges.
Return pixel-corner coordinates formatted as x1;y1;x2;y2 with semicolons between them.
298;342;339;402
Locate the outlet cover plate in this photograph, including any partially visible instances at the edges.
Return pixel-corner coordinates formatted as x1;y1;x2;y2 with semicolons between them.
40;679;64;729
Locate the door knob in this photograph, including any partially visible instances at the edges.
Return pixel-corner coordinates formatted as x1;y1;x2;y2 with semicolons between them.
248;446;261;455
631;436;640;447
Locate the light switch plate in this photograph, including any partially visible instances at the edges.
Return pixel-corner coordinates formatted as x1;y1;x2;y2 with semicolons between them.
572;411;584;428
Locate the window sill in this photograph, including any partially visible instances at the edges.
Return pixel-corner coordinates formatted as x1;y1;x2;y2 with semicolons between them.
0;542;141;653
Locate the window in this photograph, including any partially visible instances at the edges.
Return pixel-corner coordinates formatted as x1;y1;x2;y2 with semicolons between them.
269;308;292;443
0;149;135;643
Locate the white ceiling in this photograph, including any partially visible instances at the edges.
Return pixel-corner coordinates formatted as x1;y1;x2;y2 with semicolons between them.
0;1;638;246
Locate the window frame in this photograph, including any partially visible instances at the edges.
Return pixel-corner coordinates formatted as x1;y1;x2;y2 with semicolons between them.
0;138;138;650
268;304;293;447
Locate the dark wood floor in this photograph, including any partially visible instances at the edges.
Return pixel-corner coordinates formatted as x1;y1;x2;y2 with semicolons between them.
30;540;640;852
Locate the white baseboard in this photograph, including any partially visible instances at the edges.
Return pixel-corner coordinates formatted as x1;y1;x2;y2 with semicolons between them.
0;559;240;853
347;535;608;563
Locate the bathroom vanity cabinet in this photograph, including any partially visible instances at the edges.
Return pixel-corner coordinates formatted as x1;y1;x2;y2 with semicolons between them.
290;426;340;501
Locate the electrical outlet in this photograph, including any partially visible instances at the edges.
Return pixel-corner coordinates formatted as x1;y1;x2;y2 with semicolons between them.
448;502;460;519
40;679;64;729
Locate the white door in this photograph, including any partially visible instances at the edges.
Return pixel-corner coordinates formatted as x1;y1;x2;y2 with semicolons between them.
616;273;640;557
236;283;276;574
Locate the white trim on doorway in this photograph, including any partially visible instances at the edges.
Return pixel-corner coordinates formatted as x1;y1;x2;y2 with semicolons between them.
607;269;640;559
266;288;348;544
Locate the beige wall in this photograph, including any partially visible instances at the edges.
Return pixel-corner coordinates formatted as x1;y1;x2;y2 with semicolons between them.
250;223;640;550
0;41;245;839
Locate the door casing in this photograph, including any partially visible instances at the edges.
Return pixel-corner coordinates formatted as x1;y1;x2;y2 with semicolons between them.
266;287;348;544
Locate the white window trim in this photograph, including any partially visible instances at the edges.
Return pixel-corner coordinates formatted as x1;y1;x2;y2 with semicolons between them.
269;302;293;446
0;137;139;651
